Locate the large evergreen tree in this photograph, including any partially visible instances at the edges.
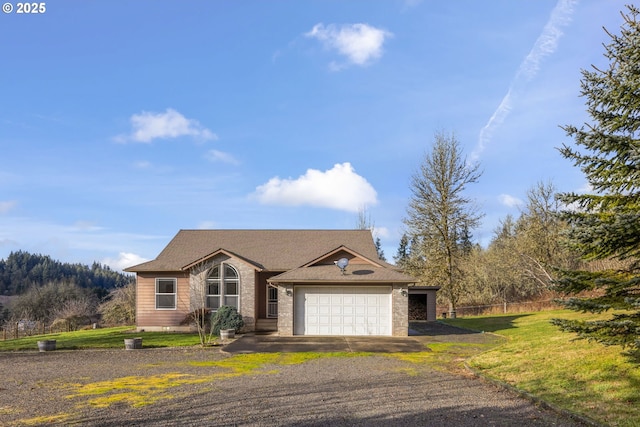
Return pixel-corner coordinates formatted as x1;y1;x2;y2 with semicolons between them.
553;6;640;360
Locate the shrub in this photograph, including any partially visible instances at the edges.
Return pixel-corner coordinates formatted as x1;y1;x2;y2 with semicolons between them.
180;308;212;328
211;306;244;336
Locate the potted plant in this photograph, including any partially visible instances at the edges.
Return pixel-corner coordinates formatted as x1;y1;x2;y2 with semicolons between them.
37;339;56;352
211;306;244;339
124;337;143;350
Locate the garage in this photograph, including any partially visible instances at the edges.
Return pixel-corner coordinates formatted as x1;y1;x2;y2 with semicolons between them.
294;286;392;336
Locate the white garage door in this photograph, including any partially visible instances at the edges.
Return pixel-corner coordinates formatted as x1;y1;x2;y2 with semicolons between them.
294;286;392;336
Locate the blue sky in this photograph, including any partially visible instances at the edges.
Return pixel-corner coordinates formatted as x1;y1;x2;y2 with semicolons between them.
0;0;628;271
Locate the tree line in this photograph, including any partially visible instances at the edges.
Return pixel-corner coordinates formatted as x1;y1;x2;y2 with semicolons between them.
396;178;582;310
0;250;132;296
396;6;639;361
0;251;136;332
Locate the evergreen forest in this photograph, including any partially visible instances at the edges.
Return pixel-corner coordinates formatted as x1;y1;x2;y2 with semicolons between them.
0;250;132;297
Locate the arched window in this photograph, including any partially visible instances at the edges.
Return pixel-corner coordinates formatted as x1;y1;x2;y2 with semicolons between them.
206;263;239;311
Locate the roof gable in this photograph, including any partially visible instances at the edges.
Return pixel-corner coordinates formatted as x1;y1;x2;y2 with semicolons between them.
180;248;264;271
301;245;384;269
125;229;383;272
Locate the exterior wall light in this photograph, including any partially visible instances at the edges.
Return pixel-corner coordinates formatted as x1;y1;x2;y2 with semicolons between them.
400;289;408;297
286;289;293;297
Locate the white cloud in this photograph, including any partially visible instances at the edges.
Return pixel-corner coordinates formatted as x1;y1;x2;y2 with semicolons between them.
254;162;378;212
306;23;393;68
72;221;102;231
498;194;524;208
472;0;577;160
197;221;216;229
133;160;152;169
577;182;594;194
373;226;390;239
204;149;239;165
116;108;217;143
561;182;594;212
0;200;17;214
402;0;423;11
0;216;165;271
102;252;149;272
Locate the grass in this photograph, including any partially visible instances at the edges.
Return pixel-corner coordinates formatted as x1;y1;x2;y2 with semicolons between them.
3;313;639;426
0;326;202;350
445;310;640;427
387;342;498;376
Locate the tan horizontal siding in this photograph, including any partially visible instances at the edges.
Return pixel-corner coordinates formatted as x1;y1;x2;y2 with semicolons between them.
136;272;189;328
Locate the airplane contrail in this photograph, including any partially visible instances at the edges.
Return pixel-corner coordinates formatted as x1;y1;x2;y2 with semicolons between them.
471;0;578;162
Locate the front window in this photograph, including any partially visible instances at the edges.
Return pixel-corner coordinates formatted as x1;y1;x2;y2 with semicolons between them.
156;278;176;309
206;264;239;311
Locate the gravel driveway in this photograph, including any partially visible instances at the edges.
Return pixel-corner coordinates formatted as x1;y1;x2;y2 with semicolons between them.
0;326;588;426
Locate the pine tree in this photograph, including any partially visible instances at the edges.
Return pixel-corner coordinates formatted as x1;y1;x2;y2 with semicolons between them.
394;233;410;268
374;237;386;261
552;6;640;360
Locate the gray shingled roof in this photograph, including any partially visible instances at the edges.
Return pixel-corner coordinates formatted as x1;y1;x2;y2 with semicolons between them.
268;264;416;283
125;229;393;272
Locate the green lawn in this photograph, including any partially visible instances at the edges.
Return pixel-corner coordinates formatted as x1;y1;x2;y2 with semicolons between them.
445;310;640;427
2;311;639;426
0;326;202;350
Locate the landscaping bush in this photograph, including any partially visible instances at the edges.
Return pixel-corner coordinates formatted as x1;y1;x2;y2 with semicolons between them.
180;308;212;328
211;306;244;336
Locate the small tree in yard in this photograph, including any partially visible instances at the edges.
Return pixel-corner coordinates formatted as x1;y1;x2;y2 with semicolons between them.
552;6;640;361
183;261;217;346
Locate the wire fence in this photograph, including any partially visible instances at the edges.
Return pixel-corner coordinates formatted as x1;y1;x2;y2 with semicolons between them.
1;321;79;341
437;299;561;318
2;300;563;339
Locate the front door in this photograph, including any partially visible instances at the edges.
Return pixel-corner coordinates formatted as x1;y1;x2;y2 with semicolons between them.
267;285;278;318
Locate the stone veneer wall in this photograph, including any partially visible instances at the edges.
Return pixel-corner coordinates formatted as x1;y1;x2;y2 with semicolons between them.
188;254;256;333
235;259;256;332
277;284;294;336
392;284;409;336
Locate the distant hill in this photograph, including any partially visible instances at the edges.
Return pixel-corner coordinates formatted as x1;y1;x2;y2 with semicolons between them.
0;251;133;297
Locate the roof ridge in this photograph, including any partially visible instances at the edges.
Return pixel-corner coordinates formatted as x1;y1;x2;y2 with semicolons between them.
126;229;380;272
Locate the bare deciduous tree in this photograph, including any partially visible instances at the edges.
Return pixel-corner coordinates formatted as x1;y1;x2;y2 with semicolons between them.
99;281;136;326
356;206;386;261
9;281;95;324
183;261;217;346
51;297;97;331
403;131;482;317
